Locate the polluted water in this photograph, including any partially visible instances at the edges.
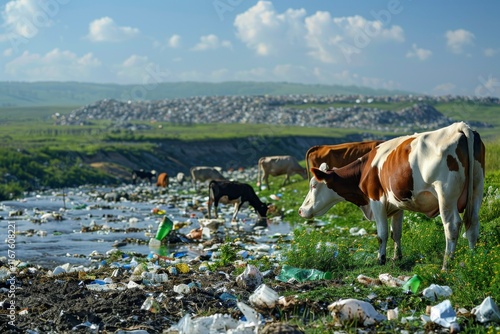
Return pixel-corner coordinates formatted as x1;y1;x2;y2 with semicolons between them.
0;169;292;268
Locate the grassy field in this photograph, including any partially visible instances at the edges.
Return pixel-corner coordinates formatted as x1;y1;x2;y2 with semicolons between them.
244;139;500;333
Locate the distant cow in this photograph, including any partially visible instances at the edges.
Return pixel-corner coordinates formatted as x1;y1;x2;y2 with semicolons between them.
156;172;169;188
305;140;384;179
190;166;226;190
257;155;307;190
299;122;485;270
176;172;186;185
208;180;269;221
131;169;157;184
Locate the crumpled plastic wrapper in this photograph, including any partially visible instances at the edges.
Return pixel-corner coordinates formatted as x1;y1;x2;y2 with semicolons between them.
328;298;386;326
471;296;500;323
236;264;263;290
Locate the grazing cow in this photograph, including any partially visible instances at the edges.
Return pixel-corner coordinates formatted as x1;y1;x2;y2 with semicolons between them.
208;180;269;221
305;140;384;179
257;155;307;190
156;172;169;188
131;169;157;184
176;172;186;185
299;122;485;270
190;166;226;190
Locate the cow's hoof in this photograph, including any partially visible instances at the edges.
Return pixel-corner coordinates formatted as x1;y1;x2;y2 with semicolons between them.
378;255;387;265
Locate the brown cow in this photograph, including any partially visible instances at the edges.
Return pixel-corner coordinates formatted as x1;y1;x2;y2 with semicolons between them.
305;140;384;179
299;122;485;270
156;172;169;188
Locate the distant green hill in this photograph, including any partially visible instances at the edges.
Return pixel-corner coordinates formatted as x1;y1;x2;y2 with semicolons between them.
0;81;413;107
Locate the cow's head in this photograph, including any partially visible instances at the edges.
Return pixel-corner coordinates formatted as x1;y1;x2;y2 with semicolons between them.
299;167;308;180
298;163;344;219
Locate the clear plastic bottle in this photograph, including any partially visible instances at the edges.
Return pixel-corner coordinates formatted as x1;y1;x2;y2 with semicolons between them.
155;216;173;241
277;264;332;282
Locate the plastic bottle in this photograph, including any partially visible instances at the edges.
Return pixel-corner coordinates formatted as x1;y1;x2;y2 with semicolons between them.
277;264;332;282
402;274;423;294
155;216;173;241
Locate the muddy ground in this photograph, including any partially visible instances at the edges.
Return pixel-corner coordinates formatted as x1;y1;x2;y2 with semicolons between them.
1;251;332;334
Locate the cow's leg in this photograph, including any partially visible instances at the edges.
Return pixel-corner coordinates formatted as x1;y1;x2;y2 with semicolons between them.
371;202;389;265
213;199;220;219
390;211;404;261
207;197;213;218
264;173;270;190
282;173;289;186
465;174;484;249
436;186;462;270
231;202;241;222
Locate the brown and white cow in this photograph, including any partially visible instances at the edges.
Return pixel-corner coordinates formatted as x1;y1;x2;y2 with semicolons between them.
299;122;485;270
156;172;169;188
305;140;384;179
190;166;226;190
208;180;269;221
257;155;307;190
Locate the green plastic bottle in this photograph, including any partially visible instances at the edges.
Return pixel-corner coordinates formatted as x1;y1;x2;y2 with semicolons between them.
402;274;423;293
277;265;332;283
155;216;173;241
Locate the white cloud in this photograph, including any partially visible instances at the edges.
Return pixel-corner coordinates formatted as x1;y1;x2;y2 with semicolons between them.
234;1;306;56
306;13;404;63
0;0;52;41
406;43;432;60
4;48;101;80
234;1;404;63
484;48;498;57
445;29;474;54
168;34;181;48
87;17;139;42
192;34;232;51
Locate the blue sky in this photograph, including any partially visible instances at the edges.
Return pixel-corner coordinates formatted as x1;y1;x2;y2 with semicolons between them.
0;0;499;97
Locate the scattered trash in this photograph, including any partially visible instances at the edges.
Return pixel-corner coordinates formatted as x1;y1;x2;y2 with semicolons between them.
349;227;367;236
236;264;263;290
402;274;423;294
249;284;279;309
141;296;160;313
471;296;500;323
378;273;405;287
155;215;174;241
430;299;457;328
387;308;398;321
174;284;191;294
328;298;386;326
276;265;332;283
422;284;452;301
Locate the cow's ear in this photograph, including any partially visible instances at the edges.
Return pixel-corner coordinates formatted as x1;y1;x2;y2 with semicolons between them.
311;167;328;181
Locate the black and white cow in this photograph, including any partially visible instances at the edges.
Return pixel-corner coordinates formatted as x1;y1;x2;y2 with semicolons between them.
208;180;269;221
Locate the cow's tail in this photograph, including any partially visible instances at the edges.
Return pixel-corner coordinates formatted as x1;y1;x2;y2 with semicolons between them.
305;147;313;180
306;147;312;180
461;122;475;231
257;158;262;187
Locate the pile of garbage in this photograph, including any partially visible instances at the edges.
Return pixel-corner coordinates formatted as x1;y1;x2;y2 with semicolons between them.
2;228;500;333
